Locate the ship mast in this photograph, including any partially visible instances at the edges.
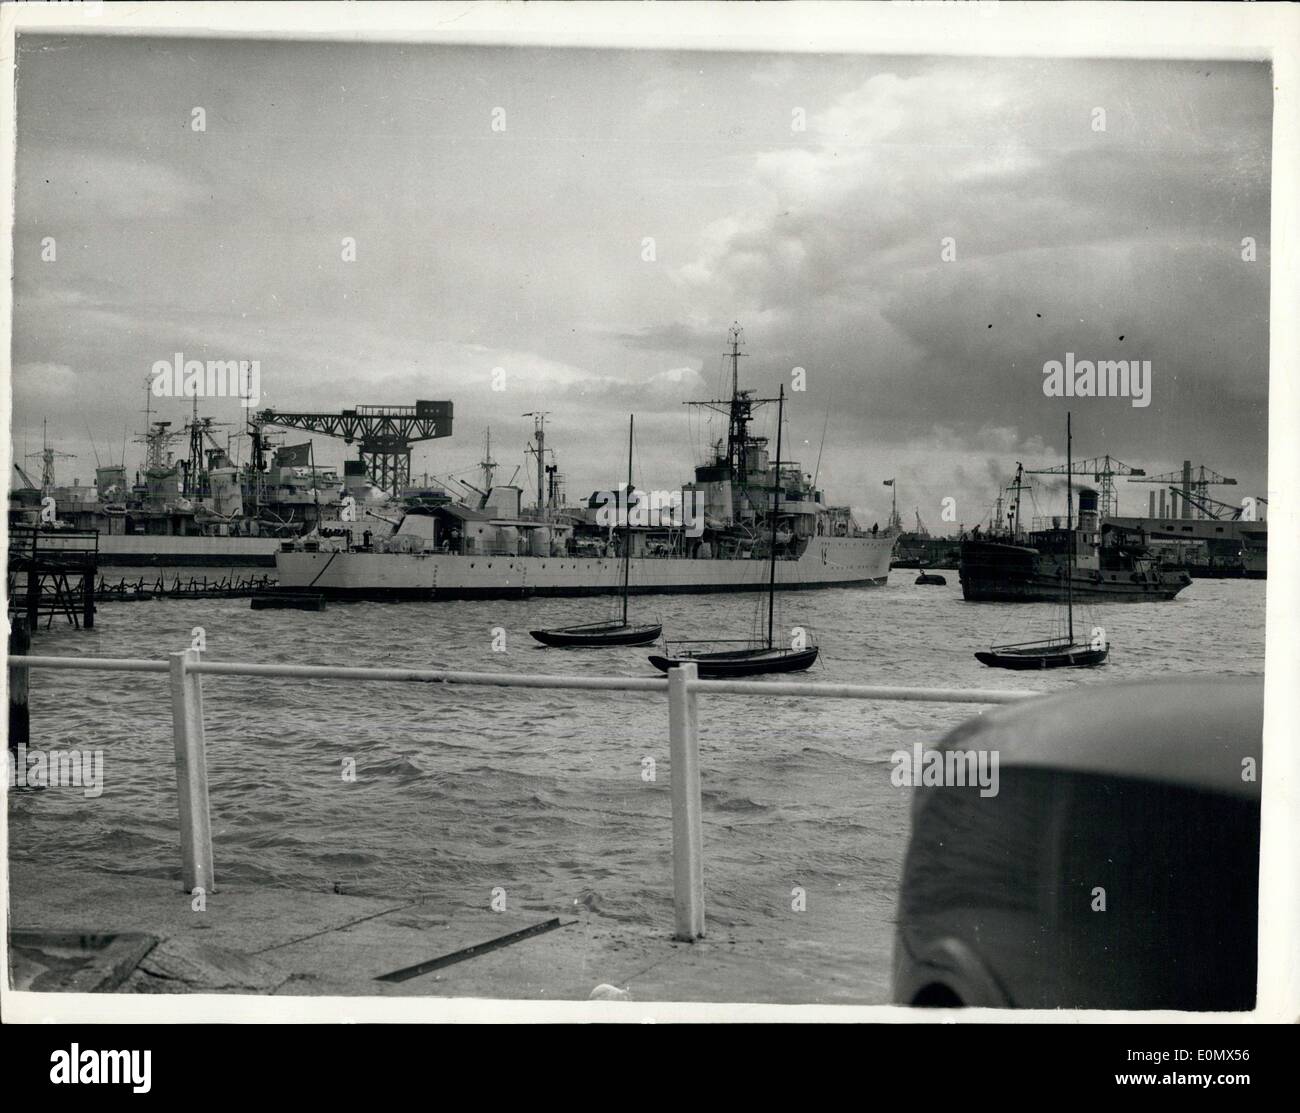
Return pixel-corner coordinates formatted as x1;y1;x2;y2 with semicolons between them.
1006;462;1028;540
523;411;551;517
480;427;497;492
1067;412;1074;643
767;385;785;650
683;324;777;497
622;415;634;626
728;324;747;480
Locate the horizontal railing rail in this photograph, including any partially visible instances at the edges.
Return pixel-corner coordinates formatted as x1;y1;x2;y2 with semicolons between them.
8;652;1037;940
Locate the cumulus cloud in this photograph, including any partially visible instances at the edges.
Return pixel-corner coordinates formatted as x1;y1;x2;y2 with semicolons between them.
8;41;1271;525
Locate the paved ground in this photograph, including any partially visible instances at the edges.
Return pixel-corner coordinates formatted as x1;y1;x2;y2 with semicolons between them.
7;862;892;1006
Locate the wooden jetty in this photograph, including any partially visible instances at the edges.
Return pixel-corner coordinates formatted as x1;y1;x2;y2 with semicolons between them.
7;527;98;630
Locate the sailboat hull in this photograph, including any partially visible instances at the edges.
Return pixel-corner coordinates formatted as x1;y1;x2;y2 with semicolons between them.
648;646;820;678
975;643;1109;670
530;622;662;647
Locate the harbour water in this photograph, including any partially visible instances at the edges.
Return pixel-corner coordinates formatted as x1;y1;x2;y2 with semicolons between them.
9;573;1265;990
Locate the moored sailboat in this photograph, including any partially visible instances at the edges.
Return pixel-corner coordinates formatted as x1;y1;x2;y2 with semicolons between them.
530;415;662;648
650;383;819;678
976;412;1109;670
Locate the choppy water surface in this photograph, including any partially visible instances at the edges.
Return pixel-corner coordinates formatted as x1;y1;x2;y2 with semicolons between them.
8;572;1264;990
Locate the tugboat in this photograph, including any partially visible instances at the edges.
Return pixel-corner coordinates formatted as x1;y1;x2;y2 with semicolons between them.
960;463;1191;603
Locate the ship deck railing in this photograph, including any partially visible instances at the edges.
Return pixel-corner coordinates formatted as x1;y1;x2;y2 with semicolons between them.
7;651;1038;941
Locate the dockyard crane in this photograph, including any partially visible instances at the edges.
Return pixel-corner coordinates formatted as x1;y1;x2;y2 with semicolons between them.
1128;461;1237;520
1023;454;1145;519
252;401;453;496
1161;487;1261;522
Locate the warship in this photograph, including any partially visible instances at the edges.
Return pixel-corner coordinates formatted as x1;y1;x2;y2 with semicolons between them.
274;326;894;601
10;410;404;566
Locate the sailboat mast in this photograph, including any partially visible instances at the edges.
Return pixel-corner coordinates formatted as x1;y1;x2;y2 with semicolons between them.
767;386;784;649
622;414;633;625
1067;411;1074;643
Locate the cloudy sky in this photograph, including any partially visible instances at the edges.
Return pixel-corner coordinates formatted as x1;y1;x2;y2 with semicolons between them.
11;36;1271;527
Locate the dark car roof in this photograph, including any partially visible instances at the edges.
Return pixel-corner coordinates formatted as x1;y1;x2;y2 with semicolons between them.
937;676;1263;799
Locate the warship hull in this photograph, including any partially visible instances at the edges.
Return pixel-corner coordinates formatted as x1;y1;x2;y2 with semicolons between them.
275;534;893;601
98;534;280;567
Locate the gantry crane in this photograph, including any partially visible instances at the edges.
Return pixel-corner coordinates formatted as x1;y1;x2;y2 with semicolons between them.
1128;461;1237;520
1023;454;1146;519
252;401;453;496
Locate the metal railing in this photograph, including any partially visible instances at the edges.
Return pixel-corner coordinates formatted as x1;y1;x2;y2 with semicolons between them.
7;652;1037;941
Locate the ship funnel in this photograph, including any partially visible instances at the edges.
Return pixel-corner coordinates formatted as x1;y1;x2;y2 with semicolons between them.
1078;487;1099;533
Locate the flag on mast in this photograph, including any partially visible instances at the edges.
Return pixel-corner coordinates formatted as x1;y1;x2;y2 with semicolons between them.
883;478;894;486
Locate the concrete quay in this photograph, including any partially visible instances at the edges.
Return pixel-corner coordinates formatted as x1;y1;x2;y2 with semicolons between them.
6;862;891;1008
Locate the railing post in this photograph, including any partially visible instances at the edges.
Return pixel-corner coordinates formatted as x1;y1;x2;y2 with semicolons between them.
169;649;214;894
668;661;705;940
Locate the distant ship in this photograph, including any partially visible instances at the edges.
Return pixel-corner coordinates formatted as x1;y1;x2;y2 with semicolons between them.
890;509;961;570
10;416;404;567
275;326;894;601
959;472;1191;603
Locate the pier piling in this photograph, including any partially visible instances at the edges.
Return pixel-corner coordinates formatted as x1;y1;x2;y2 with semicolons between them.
668;662;706;941
82;570;95;629
25;568;39;630
8;616;31;752
169;649;215;895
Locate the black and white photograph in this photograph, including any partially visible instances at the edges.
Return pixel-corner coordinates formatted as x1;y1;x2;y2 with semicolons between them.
2;0;1297;1046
